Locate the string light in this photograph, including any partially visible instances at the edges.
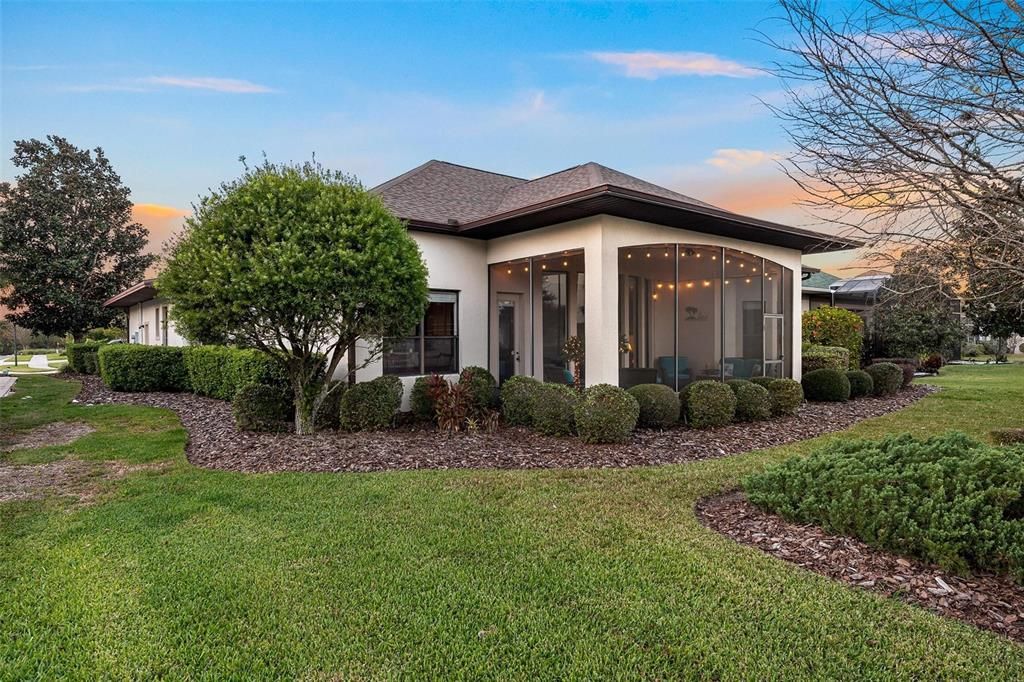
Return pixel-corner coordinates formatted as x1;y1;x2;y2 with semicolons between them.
626;253;632;259
562;260;568;266
506;268;512;275
745;278;751;284
646;252;651;258
686;282;694;288
702;280;711;287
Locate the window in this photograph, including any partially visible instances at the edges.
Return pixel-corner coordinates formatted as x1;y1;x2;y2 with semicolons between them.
383;291;458;375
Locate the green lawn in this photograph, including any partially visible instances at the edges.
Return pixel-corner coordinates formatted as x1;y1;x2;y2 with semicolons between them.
2;366;1023;679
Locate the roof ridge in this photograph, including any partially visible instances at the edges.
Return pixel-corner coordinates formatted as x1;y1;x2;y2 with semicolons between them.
584;161;605;186
429;160;527;181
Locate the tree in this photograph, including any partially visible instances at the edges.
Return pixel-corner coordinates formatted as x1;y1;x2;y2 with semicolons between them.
0;136;154;338
771;0;1024;305
869;250;968;359
158;160;429;434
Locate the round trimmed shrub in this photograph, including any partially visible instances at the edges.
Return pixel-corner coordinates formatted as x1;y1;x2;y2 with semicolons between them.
340;376;402;431
500;375;542;426
801;368;850;402
749;376;776;389
725;379;752;393
459;366;497;413
686;381;736;428
233;383;293;432
767;378;803;416
575;384;640;444
410;376;435;420
627;383;679;429
846;370;874;399
531;383;579;437
865;362;902;396
872;357;916;387
314;381;346;431
734;382;771;422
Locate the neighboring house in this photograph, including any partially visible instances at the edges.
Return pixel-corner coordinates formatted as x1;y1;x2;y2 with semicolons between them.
801;269;885;315
105;160;858;398
103;279;186;347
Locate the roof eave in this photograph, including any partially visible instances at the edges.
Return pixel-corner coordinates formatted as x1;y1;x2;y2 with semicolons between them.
103;280;158;308
448;186;862;253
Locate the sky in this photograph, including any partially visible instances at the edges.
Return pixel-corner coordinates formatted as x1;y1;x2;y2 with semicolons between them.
2;0;864;275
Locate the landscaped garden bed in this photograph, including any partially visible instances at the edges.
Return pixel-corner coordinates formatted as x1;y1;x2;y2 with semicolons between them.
75;374;933;473
697;492;1024;642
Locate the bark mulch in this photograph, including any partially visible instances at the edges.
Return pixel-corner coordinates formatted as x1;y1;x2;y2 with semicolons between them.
73;374;933;474
697;492;1024;643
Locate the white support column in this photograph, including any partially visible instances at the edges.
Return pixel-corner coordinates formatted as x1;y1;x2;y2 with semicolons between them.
584;223;619;387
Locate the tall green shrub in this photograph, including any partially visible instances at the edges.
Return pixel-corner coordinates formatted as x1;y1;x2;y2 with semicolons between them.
802;307;864;369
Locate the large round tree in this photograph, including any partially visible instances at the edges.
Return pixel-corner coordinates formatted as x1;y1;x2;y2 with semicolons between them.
158;160;428;434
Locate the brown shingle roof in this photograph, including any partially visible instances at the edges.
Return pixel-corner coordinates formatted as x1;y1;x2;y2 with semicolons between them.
372;159;862;253
372;160;717;226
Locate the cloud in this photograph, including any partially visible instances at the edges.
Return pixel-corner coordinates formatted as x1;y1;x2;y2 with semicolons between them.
705;148;780;172
138;76;276;93
132;204;189;265
588;50;762;79
59;76;276;94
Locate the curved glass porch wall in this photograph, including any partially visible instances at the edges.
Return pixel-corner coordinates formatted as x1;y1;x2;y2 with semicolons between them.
618;244;793;389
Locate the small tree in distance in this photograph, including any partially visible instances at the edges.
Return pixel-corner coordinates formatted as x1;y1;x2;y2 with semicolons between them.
158;160;429;434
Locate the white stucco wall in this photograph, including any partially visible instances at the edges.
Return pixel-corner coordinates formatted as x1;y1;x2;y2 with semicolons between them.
126;298;187;347
347;231;488;409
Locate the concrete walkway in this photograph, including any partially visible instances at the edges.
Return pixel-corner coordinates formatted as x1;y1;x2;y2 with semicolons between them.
27;354;50;370
0;377;15;398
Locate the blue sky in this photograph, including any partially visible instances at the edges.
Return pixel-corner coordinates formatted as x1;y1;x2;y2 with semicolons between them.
2;0;859;271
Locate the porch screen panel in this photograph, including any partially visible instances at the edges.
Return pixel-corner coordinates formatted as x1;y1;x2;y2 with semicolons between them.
723;248;764;379
617;245;677;389
676;246;722;385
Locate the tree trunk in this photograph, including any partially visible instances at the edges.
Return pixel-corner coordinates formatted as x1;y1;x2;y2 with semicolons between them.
294;389;319;435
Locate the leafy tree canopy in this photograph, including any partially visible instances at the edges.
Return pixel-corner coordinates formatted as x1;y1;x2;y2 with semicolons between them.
0;136;153;338
157;159;428;434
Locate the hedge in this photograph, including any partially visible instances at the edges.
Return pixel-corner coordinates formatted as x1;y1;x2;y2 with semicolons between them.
67;341;102;374
744;432;1024;580
184;345;293;400
532;383;579;437
801;368;850;402
749;376;776;389
98;345;190;392
575;384;640;444
627;383;679;429
339;375;403;431
802;345;851;373
686;381;736;428
233;383;293;432
410;376;437;421
767;378;803;416
865;362;902;396
846;369;874;399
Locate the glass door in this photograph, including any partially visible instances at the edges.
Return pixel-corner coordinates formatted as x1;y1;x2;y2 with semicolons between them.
497;294;521;384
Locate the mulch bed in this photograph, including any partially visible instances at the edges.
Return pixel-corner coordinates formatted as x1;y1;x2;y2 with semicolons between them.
697;492;1024;643
73;374;933;474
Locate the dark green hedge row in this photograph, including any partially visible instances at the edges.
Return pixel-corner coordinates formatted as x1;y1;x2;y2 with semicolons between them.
98;345;190;392
67;342;103;374
744;432;1024;580
183;345;289;400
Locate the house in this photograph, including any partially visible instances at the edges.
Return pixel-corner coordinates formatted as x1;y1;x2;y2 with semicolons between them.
801;268;885;315
105;160;859;398
103;279;186;347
